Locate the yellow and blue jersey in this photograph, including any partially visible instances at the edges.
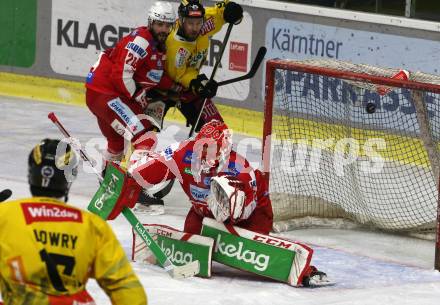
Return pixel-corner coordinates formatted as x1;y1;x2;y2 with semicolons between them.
0;197;147;305
165;0;229;88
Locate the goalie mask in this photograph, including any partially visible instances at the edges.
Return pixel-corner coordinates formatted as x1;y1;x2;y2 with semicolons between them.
28;139;78;202
193;120;232;174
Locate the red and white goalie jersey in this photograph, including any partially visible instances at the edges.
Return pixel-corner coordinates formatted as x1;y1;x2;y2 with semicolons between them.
85;26;174;99
129;140;273;235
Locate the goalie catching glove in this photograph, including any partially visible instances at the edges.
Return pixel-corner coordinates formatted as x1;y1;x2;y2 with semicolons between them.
207;175;253;223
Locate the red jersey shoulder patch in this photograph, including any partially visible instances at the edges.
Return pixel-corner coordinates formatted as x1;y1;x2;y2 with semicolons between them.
21;202;83;224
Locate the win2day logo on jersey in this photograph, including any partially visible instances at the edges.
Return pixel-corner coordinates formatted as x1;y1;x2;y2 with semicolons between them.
22;203;82;224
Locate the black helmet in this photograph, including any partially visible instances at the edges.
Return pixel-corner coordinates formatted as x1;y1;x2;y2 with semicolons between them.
178;0;205;18
28;139;78;201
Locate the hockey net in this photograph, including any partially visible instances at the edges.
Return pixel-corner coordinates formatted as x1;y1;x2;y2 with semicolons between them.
263;59;440;268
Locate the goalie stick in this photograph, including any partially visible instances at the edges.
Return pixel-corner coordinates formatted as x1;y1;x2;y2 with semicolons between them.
48;112;200;279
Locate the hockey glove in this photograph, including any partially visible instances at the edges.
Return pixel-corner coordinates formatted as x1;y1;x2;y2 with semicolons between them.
170;82;184;93
107;174;141;220
190;74;218;99
133;88;150;108
207;176;246;223
223;2;243;25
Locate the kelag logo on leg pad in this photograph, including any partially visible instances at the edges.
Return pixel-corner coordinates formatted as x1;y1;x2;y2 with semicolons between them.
201;218;314;286
214;234;269;271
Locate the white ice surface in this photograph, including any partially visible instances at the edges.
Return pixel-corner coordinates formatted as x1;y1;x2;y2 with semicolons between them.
1;96;440;304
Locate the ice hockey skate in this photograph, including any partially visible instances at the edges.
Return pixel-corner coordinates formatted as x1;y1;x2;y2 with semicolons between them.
133;189;165;215
301;266;333;287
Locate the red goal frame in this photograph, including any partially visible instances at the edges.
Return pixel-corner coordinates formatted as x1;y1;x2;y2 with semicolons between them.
263;59;440;271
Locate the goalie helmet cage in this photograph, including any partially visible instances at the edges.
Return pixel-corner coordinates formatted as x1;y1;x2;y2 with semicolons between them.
263;58;440;270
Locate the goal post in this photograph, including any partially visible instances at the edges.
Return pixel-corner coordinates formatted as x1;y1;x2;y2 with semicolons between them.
263;58;440;270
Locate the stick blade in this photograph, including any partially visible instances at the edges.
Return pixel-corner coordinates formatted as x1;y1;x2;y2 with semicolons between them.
165;260;200;279
217;46;267;87
250;46;267;74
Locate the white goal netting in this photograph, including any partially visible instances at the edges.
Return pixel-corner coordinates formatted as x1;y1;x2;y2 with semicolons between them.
264;59;440;233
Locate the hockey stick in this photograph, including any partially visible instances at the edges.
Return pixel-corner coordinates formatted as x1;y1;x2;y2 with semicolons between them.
119;208;200;279
217;47;267;87
188;22;234;138
0;189;12;202
138;24;234;211
150;45;263;102
48;112;200;279
159;47;265;100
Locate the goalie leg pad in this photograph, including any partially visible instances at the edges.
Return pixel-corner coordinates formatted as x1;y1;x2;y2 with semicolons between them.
232;202;273;235
132;224;214;277
201;218;314;286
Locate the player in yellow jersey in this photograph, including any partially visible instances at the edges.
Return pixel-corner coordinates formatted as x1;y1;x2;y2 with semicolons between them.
146;0;243;132
0;139;147;305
